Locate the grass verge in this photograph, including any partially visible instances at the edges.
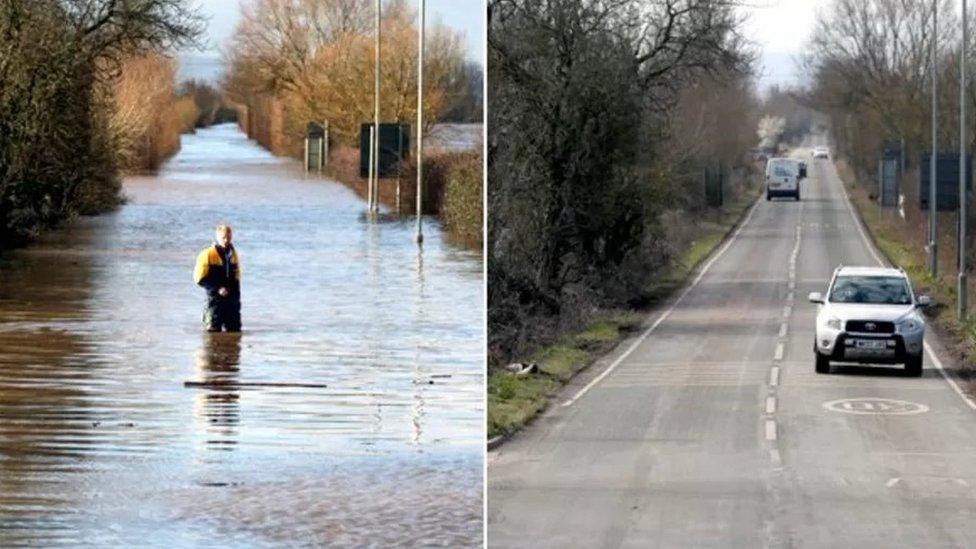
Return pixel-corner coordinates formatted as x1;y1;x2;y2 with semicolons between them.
487;183;762;442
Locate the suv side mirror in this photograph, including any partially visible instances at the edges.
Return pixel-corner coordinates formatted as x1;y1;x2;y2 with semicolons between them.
917;295;931;308
808;292;824;304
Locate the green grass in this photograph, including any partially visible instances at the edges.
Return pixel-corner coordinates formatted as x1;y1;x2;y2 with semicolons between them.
486;183;763;441
534;345;590;380
574;322;619;349
487;373;555;439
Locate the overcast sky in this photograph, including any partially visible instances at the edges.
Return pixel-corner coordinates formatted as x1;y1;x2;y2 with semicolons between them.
742;0;823;92
188;0;484;61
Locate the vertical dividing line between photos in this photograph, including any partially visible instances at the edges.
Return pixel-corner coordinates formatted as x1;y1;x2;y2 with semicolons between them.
480;0;489;543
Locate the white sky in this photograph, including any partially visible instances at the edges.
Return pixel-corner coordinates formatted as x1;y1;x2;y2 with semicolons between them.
744;0;821;54
188;0;484;62
742;0;823;91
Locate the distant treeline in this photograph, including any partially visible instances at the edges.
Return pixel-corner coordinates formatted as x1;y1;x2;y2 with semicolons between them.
487;0;757;364
801;0;976;312
803;0;967;179
223;0;481;156
0;0;202;248
222;0;483;244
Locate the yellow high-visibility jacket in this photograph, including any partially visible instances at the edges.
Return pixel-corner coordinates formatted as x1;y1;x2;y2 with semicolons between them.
193;245;242;296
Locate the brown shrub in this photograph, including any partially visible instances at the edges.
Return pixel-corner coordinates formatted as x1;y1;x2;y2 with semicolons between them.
326;145;482;245
112;54;189;171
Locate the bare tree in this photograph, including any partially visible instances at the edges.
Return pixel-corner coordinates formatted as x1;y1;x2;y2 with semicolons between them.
487;0;755;361
225;0;471;149
0;0;202;247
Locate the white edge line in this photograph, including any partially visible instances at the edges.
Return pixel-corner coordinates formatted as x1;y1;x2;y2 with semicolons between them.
561;197;763;407
834;160;976;412
924;341;976;411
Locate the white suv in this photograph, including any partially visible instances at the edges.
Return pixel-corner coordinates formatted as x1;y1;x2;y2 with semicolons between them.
809;266;930;376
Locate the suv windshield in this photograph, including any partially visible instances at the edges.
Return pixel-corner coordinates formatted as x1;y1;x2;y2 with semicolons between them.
828;275;912;305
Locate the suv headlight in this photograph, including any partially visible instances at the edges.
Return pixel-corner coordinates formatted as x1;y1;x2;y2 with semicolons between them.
825;317;842;330
897;318;922;333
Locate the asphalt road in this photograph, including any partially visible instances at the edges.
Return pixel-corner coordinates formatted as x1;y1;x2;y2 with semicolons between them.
487;148;976;547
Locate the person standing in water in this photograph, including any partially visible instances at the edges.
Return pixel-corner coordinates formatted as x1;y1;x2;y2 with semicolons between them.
193;224;242;332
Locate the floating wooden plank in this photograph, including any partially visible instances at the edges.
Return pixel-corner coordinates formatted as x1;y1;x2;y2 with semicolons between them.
184;381;328;389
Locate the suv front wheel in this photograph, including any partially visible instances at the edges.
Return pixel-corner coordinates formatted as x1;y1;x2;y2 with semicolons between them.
815;351;830;374
905;354;923;377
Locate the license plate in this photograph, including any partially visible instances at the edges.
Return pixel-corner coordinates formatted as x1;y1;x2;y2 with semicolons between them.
855;339;887;350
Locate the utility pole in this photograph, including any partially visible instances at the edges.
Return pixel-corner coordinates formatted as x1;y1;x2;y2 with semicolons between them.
415;0;425;244
373;0;382;214
367;126;375;210
368;125;375;210
961;0;969;319
931;0;939;277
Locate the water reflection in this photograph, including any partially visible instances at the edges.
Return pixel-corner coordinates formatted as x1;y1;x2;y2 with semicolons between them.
193;333;242;450
412;244;427;446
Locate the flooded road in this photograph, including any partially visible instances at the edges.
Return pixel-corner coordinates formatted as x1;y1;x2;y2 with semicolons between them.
0;124;484;546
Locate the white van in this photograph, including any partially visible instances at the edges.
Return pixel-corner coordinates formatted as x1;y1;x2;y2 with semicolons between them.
765;157;800;201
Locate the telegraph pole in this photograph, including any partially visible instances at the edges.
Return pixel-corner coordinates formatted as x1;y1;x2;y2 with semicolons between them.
961;0;969;319
415;0;425;244
930;0;939;276
373;0;382;214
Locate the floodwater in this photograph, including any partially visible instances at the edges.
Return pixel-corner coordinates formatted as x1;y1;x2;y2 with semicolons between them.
0;124;484;546
427;124;483;152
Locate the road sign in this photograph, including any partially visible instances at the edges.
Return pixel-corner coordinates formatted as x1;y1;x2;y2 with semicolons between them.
359;123;411;178
919;152;972;210
879;158;899;207
883;138;904;173
305;122;328;172
704;166;723;208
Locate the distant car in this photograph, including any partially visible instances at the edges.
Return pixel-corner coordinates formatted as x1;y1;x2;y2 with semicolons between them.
809;266;930;376
765;157;800;201
812;146;829;159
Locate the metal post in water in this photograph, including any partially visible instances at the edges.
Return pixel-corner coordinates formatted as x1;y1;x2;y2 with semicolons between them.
415;0;425;244
373;0;382;214
961;0;969;319
320;120;328;173
397;126;403;213
368;125;375;212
